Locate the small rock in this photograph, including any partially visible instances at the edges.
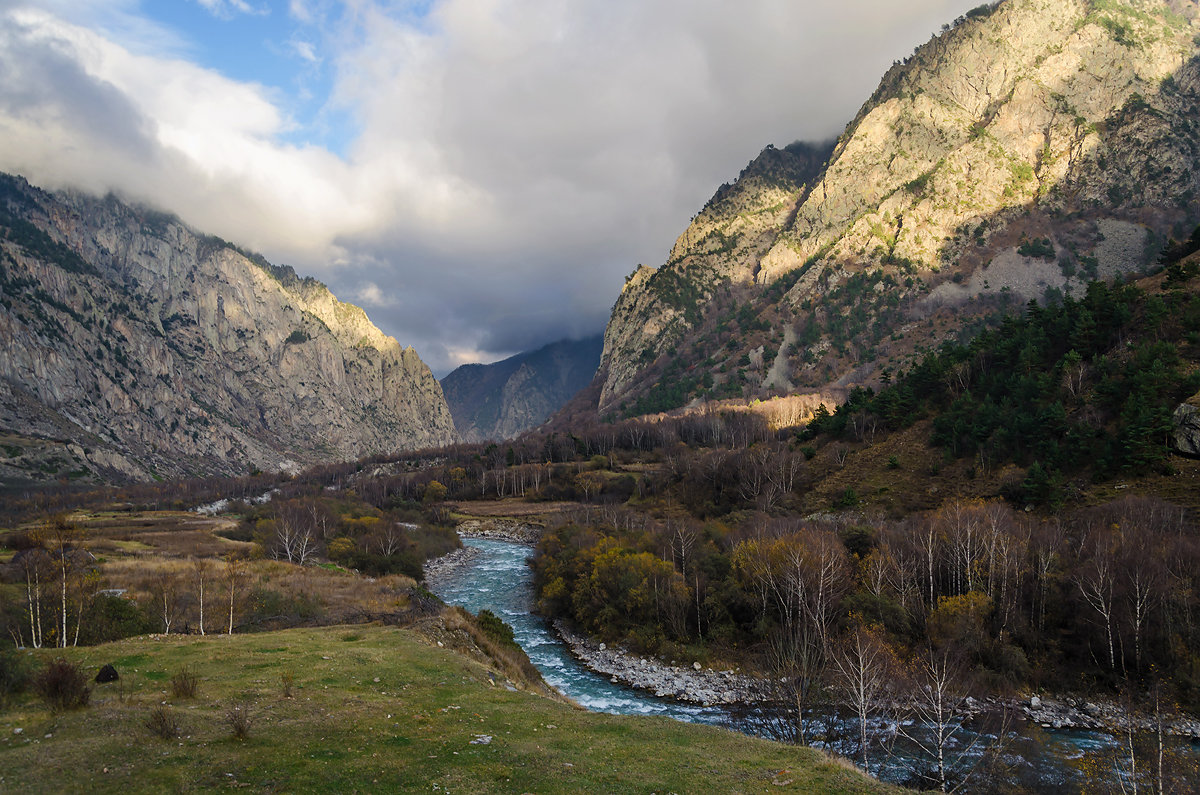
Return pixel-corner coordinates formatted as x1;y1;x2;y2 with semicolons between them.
693;662;702;671
12;728;21;735
1030;695;1041;710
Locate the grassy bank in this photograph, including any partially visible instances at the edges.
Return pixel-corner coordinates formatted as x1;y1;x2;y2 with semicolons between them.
0;625;896;793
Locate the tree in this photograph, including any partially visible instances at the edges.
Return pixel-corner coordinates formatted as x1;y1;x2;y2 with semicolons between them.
423;480;448;503
225;559;249;635
151;571;180;635
829;622;897;769
896;649;983;793
193;559;214;636
18;547;51;649
1076;528;1119;671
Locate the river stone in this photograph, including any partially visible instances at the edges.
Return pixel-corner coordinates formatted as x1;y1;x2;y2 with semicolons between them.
1172;402;1200;456
693;662;702;671
1029;695;1041;709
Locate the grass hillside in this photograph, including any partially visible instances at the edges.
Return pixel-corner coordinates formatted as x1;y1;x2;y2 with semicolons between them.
0;625;895;794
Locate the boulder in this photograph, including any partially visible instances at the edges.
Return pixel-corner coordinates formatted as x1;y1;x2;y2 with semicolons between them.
1172;402;1200;457
95;664;119;683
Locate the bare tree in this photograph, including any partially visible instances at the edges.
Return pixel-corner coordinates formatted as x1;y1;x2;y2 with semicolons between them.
19;547;51;649
896;650;983;793
194;559;213;635
225;558;249;635
151;571;180;635
829;623;897;769
1076;529;1119;671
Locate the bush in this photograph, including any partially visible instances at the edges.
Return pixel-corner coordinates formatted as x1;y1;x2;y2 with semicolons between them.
0;648;32;706
225;701;253;739
833;487;859;509
144;705;179;739
78;594;157;646
34;658;91;711
170;665;198;699
475;610;518;650
280;670;295;698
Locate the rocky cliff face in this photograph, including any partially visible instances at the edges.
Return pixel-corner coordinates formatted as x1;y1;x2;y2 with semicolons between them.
0;174;456;484
600;0;1200;417
441;335;603;442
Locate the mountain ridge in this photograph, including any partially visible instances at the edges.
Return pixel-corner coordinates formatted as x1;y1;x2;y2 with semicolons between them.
441;335;603;442
597;0;1200;419
0;173;456;485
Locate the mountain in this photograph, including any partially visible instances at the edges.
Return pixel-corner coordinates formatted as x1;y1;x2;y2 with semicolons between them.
441;335;603;442
598;0;1200;419
0;174;456;485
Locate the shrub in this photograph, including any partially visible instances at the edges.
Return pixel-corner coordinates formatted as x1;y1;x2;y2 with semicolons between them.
34;658;91;711
280;670;295;698
0;648;31;706
225;701;254;739
170;665;198;699
476;610;518;649
78;594;157;645
144;705;179;739
833;487;860;509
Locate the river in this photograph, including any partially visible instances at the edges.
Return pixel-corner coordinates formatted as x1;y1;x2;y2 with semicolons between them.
429;537;1163;792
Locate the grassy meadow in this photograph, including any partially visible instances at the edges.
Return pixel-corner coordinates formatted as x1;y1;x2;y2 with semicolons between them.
0;624;896;794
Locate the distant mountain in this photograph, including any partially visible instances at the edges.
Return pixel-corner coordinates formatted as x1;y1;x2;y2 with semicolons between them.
0;174;456;486
598;0;1200;419
441;335;603;441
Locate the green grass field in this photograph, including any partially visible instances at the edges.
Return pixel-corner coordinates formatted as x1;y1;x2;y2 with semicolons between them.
0;625;897;793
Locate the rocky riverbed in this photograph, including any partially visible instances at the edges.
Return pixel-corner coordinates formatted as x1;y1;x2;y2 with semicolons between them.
455;518;542;543
423;545;482;582
554;621;776;706
1020;694;1200;738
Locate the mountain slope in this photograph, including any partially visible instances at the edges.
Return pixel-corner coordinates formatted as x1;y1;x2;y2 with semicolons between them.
0;174;456;484
441;335;603;441
599;0;1200;418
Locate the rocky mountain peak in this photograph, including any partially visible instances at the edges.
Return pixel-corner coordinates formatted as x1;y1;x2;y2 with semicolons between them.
0;174;456;484
598;0;1200;419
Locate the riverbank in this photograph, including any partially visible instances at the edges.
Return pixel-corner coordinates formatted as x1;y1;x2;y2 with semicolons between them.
554;620;776;706
1022;694;1200;737
555;621;1200;737
423;544;482;581
456;518;541;543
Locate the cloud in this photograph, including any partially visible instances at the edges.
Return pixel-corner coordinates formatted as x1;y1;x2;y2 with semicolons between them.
352;281;395;308
287;37;320;64
0;0;983;373
194;0;266;20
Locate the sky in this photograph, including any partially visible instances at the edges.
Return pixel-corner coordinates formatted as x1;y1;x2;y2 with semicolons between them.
0;0;983;376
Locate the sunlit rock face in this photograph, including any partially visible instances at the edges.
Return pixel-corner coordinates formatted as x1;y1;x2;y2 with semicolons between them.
600;0;1200;418
0;174;456;483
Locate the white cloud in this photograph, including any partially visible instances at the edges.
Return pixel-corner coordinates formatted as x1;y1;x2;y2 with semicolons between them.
0;0;983;372
353;281;394;307
287;37;320;64
194;0;266;20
